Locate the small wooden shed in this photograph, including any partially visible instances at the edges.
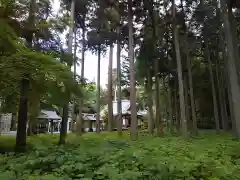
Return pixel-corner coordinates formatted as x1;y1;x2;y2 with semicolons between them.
37;110;68;134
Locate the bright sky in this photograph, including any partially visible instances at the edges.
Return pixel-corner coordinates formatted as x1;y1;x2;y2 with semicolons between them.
52;0;116;88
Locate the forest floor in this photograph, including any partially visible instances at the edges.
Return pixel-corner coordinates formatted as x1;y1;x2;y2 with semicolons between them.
0;131;240;179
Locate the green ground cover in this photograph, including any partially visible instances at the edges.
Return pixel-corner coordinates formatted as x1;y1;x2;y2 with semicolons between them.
0;132;240;179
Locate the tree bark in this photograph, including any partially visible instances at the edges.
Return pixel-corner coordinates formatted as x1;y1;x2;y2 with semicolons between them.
10;112;17;131
148;0;163;136
216;58;227;130
77;17;86;135
59;103;69;145
172;0;188;138
71;27;77;132
96;46;101;133
219;26;232;130
116;25;122;135
183;73;190;130
164;76;173;132
108;45;113;132
221;32;235;131
59;0;75;144
28;98;40;136
220;0;240;139
205;40;220;132
128;0;137;140
15;0;35;152
227;4;240;84
174;79;180;132
146;69;154;134
179;0;198;135
73;27;77;78
183;44;198;135
167;76;173;133
15;78;29;152
227;81;236;134
155;76;163;135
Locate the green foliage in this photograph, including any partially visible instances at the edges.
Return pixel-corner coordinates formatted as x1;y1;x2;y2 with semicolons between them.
82;82;97;108
136;85;147;109
0;42;81;111
0;0;82;115
101;107;108;128
81;82;108;111
0;132;240;179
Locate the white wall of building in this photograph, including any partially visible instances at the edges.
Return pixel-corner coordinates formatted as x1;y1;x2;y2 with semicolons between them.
0;113;12;134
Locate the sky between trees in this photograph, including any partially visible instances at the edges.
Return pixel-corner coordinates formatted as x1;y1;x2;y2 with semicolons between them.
53;0;118;87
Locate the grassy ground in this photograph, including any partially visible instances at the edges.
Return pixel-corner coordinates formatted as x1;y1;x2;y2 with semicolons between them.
0;132;240;179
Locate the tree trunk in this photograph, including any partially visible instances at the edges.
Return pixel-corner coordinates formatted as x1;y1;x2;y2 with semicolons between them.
148;0;163;136
128;0;137;140
187;64;198;134
205;40;220;132
222;35;235;131
219;26;232;130
96;46;101;133
27;120;32;136
15;0;35;152
28;99;39;136
108;45;113;132
227;81;236;134
220;0;240;139
164;76;173;132
155;76;163;136
73;27;77;78
15;78;29;152
146;69;154;134
10;112;17;131
71;27;77;132
59;103;68;145
179;0;198;135
77;17;86;135
227;4;240;84
172;0;187;138
167;76;173;133
116;25;122;135
211;0;229;131
173;79;180;132
216;58;227;130
183;73;190;130
59;0;75;144
184;46;198;135
220;59;229;130
50;119;53;134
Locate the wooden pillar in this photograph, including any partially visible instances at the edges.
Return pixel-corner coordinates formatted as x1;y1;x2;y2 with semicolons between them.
48;120;51;133
67;119;69;133
58;121;60;133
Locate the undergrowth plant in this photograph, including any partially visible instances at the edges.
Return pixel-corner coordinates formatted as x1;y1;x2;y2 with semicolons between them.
0;132;240;179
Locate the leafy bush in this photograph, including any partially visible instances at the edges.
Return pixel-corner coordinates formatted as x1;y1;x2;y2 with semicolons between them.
0;132;240;179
